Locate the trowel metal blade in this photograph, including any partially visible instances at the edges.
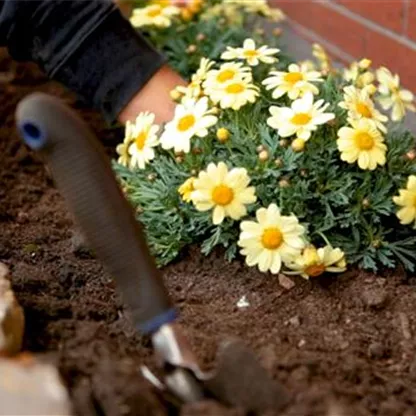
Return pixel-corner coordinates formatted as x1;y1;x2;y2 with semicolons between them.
203;338;289;414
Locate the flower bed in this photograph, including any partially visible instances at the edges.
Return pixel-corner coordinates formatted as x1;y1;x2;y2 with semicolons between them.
116;0;416;278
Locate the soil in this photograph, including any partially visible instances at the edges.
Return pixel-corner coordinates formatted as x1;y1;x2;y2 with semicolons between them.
1;49;416;416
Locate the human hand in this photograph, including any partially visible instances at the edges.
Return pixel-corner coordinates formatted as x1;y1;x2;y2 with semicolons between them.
118;64;186;124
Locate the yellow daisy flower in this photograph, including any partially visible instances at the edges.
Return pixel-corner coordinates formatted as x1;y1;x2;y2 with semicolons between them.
176;57;215;99
238;204;305;274
262;62;323;100
178;177;196;203
221;38;280;66
130;4;180;28
337;118;387;170
126;112;160;170
207;77;259;111
343;59;375;90
393;175;416;228
339;85;387;132
191;162;256;225
223;0;285;21
376;67;416;121
285;245;346;280
160;97;218;153
116;139;131;168
267;92;335;141
312;43;331;73
203;62;252;96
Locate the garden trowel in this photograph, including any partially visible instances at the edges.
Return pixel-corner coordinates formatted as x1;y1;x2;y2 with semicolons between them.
16;93;288;414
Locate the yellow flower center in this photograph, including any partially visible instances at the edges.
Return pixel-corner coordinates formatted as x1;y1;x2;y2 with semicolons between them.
217;69;236;83
177;114;196;132
135;130;147;150
244;49;259;58
211;184;234;206
226;83;245;94
356;102;372;118
355;132;375;150
284;72;303;84
147;7;162;17
304;263;326;277
291;113;311;125
261;227;283;250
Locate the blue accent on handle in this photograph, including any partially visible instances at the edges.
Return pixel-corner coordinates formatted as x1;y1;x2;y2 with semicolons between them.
138;308;178;334
18;120;47;150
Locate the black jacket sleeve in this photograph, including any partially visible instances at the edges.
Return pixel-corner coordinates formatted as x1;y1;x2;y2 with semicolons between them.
0;0;167;122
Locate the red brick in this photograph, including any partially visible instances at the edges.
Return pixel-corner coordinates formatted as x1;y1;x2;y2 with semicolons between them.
407;1;416;41
335;0;405;34
273;0;416;92
274;1;366;57
365;29;416;92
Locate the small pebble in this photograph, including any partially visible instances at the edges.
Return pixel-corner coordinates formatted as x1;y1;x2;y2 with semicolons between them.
368;342;386;360
298;339;306;348
278;274;295;290
360;287;387;308
287;315;301;327
236;295;250;309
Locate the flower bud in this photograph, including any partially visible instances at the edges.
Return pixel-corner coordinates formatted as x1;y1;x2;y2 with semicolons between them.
187;44;197;54
256;145;265;153
170;89;182;101
175;156;184;163
273;28;282;36
259;150;269;161
196;33;206;42
274;158;284;168
216;128;230;143
406;150;416;160
147;173;156;182
291;138;306;152
362;198;370;208
359;58;372;70
279;139;289;147
279;178;290;188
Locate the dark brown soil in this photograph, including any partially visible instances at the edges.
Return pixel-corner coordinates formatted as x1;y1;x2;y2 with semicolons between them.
1;49;416;416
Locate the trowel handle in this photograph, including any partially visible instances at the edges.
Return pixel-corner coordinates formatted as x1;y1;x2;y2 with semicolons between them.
16;93;177;334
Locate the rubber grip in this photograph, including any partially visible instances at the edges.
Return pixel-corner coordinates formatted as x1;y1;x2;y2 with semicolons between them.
15;93;175;333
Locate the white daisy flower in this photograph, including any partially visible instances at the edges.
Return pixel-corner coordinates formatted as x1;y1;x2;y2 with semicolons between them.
221;38;279;66
267;92;335;141
160;97;218;153
238;204;306;274
376;67;416;121
130;4;180;28
191;162;256;225
203;62;252;96
176;57;215;99
262;63;323;100
339;85;387;133
207;77;259;111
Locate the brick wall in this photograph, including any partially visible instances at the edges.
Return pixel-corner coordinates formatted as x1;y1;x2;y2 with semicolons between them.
270;0;416;91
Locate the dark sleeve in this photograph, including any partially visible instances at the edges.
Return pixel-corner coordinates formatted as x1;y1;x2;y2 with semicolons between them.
0;0;167;122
